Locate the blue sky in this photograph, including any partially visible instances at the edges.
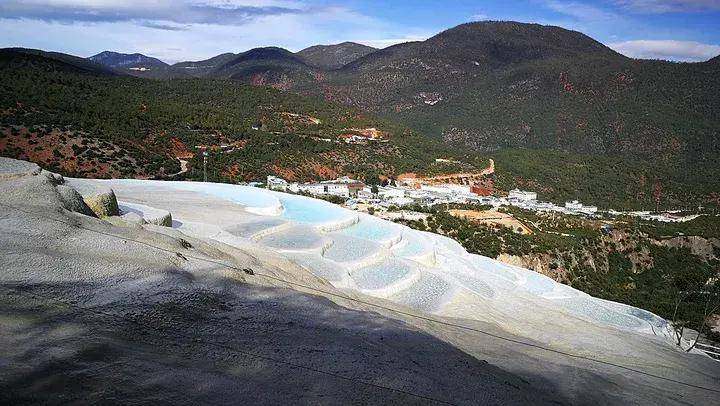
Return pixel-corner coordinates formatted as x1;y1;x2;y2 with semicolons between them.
1;0;719;63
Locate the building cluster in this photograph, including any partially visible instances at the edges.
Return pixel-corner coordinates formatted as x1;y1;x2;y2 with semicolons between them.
496;190;598;216
607;210;701;223
337;128;387;144
267;176;364;198
265;176;617;218
351;184;599;217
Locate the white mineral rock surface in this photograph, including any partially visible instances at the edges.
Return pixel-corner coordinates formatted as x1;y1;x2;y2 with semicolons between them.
68;178;674;345
2;160;719;405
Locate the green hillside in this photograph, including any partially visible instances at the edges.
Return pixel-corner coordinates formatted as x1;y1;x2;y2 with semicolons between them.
0;48;466;181
2;40;718;210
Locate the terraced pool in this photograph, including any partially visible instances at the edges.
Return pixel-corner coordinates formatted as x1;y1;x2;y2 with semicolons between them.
98;179;674;341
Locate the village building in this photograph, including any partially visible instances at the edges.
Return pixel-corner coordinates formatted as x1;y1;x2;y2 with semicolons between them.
266;176;289;192
267;175;365;198
508;189;538;201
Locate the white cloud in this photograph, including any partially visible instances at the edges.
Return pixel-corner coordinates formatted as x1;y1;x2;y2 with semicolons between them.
544;0;622;21
0;4;424;62
608;39;720;61
191;0;303;9
615;0;720;13
0;0;306;25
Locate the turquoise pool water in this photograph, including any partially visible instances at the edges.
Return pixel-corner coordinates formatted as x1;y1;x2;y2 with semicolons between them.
352;258;415;290
167;182;281;210
324;233;382;263
394;232;433;259
159;181;355;225
557;297;644;329
279;195;355;225
258;225;328;251
339;216;402;243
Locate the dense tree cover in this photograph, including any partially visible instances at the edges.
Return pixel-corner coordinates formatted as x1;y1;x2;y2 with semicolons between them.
637;216;720;240
0;49;468;182
482;149;720;210
286;22;720;210
296;42;377;70
315;23;720;171
572;246;718;340
1;47;716;210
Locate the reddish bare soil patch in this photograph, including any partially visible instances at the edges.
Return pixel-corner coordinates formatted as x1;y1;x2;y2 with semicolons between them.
1;126;154;178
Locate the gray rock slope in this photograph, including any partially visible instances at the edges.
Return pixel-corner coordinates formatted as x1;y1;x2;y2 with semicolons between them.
0;158;718;405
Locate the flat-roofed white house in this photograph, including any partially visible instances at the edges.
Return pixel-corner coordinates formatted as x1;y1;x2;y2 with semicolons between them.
324;183;351;197
378;186;406;199
565;200;583;210
357;186;375;199
300;183;328;196
266;175;365;198
266;176;289;191
508;189;537;201
323;177;365;196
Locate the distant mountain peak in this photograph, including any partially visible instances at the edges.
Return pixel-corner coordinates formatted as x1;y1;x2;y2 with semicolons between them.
1;47;118;76
88;51;169;69
297;42;377;69
221;47;305;69
426;20;623;63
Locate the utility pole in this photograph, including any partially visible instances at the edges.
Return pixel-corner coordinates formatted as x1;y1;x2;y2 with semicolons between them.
203;150;208;182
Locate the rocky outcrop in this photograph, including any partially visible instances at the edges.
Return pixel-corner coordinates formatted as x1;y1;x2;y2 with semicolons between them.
0;157;41;180
66;181;119;217
83;189;119;218
56;184;96;217
118;201;172;227
657;236;720;261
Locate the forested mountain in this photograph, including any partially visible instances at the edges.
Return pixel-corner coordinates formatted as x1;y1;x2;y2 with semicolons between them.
88;51;172;78
89;51;169;69
225;21;719;208
4;48;118;76
171;53;238;77
317;22;719;165
0;48;462;183
208;47;317;90
156;22;719;185
297;42;376;69
2;20;720;209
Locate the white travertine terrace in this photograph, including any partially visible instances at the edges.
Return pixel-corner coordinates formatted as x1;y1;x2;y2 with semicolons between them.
69;178;674;344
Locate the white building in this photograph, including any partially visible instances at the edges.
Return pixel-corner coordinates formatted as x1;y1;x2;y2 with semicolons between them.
324;183;351;197
267;175;364;198
300;183;330;196
419;184;471;195
357;187;375;199
565;200;583;210
378;186;405;199
564;200;598;215
266;176;288;191
508;189;537;201
386;197;415;207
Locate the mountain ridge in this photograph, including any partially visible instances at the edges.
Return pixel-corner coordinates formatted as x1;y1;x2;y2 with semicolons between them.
2;20;720;208
1;48;119;76
89;50;169;68
297;41;376;69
